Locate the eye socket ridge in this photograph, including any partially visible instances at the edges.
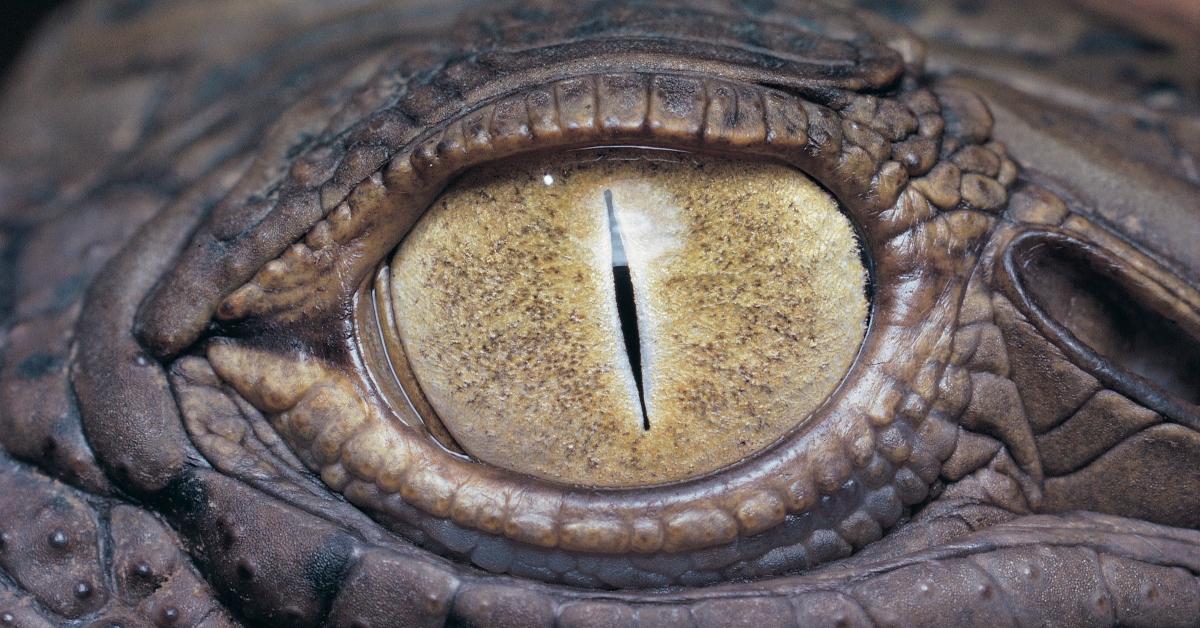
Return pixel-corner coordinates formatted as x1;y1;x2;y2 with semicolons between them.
207;72;976;568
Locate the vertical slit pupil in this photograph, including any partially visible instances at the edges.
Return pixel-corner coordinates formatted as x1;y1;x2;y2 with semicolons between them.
606;189;649;430
612;265;648;429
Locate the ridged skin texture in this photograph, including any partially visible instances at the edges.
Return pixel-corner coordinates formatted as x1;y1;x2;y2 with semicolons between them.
0;0;1198;626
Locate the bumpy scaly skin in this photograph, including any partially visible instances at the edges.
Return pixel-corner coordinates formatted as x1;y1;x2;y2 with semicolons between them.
0;0;1197;625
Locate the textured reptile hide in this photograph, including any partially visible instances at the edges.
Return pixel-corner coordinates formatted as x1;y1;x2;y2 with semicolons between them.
0;0;1197;626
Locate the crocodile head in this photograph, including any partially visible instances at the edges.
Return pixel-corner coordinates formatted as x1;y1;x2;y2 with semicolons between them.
0;1;1197;625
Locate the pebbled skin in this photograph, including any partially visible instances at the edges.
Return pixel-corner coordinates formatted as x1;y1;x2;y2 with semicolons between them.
0;0;1197;626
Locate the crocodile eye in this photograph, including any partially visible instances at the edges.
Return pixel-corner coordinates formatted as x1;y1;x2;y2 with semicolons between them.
379;148;869;486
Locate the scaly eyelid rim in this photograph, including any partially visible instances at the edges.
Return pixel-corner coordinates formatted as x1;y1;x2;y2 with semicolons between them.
181;74;994;557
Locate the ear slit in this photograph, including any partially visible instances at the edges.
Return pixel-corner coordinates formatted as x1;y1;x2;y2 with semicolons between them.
1002;230;1200;427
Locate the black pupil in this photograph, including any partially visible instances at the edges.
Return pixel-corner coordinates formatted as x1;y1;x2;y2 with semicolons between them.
605;189;649;429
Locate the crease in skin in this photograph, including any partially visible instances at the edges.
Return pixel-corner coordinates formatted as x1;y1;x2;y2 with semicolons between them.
390;149;869;486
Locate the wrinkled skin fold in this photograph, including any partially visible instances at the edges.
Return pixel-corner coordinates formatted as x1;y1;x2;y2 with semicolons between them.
0;0;1198;626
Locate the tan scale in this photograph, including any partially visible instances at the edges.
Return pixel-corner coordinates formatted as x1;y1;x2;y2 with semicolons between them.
390;149;868;487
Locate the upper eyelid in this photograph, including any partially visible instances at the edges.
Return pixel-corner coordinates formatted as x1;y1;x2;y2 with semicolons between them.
139;73;932;352
132;5;916;357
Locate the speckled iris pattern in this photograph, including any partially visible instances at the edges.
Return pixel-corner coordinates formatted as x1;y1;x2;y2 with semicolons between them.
389;149;867;486
0;0;1198;626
